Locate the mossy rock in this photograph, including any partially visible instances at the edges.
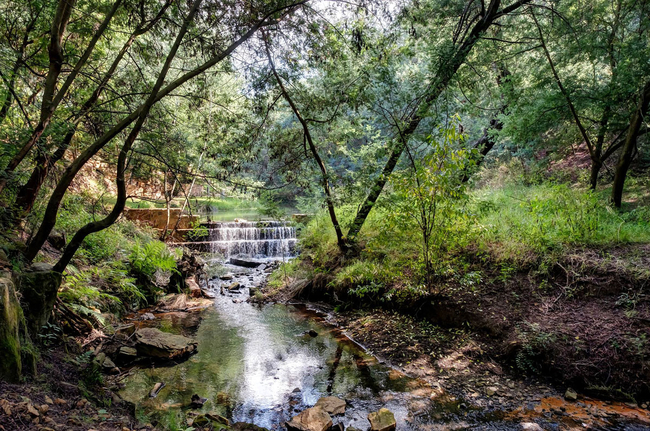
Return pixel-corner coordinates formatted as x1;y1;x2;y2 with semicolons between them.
0;272;24;382
18;263;62;337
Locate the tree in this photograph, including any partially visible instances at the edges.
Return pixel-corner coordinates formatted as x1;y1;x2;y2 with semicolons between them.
346;0;533;245
24;0;310;267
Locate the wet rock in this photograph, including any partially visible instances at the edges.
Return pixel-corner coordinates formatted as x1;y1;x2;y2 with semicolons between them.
315;396;346;415
367;408;396;431
346;427;361;431
230;257;263;268
564;388;578;401
187;277;202;298
308;330;318;337
228;282;241;291
135;327;197;360
220;274;234;281
286;406;333;431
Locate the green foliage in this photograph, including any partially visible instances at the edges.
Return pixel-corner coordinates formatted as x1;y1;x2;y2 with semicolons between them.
474;182;650;262
386;118;476;290
129;240;179;285
515;322;556;374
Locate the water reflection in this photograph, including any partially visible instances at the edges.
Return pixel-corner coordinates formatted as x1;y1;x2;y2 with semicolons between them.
120;291;416;430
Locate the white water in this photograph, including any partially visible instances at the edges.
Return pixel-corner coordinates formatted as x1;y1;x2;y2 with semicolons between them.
180;221;297;258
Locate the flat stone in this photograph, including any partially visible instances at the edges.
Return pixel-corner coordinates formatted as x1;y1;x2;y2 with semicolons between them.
564;388;578;401
228;282;241;291
286;406;332;431
368;408;396;431
118;346;138;362
315;396;346;415
135;328;197;360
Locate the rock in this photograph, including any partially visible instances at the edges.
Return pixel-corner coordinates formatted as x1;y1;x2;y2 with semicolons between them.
150;382;165;398
0;272;27;382
315;396;346;415
115;324;136;336
118;346;138;363
17;263;62;337
564;388;578;401
308;330;318;337
190;394;208;408
346;427;361;431
141;312;155;320
256;264;266;271
220;274;234;281
187;277;202;298
47;232;66;251
228;282;241;291
521;423;544;431
285;406;333;431
486;386;498;396
367;408;396;431
249;287;261;297
229;257;263;268
135;327;197;360
101;355;118;371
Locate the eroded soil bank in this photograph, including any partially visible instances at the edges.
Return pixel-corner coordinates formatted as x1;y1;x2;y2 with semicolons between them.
260;244;650;429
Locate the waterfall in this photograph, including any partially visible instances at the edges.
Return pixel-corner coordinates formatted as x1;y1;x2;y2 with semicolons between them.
174;221;297;259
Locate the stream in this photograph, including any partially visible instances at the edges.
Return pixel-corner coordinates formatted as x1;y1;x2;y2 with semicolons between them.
119;220;650;430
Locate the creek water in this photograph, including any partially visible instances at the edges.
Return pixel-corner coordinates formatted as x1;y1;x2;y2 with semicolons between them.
120;219;650;430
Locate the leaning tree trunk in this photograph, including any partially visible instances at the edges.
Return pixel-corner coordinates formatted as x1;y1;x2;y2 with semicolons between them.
611;81;650;208
53;0;205;272
0;0;121;194
264;36;347;253
346;0;529;243
12;4;171;217
23;1;288;263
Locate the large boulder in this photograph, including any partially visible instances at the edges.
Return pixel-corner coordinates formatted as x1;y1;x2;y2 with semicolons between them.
18;263;62;336
0;273;23;382
134;327;197;360
368;408;396;431
285;406;332;431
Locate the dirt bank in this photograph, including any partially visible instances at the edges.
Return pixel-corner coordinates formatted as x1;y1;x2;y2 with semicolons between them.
263;244;650;405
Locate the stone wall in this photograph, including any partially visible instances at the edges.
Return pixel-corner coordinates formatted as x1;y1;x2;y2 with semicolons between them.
123;208;199;230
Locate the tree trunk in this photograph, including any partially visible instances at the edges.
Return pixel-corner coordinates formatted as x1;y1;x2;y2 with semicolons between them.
11;2;174;217
611;81;650;208
53;0;205;272
346;0;528;242
0;0;122;194
264;36;347;253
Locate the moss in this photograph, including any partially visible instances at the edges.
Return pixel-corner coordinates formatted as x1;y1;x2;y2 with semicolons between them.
0;274;23;382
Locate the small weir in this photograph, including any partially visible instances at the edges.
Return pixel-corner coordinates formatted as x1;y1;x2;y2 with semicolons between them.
171;220;297;258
